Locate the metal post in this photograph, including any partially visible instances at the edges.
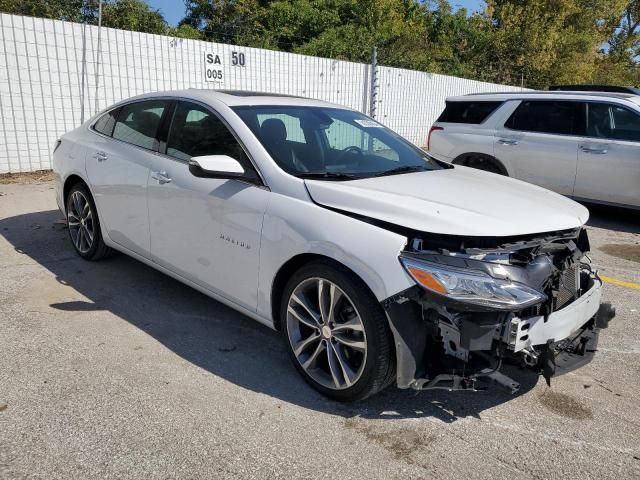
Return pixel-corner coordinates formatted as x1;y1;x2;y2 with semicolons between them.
369;47;378;119
94;0;103;114
80;19;87;124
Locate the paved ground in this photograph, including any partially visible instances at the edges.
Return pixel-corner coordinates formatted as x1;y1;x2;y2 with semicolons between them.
1;181;639;480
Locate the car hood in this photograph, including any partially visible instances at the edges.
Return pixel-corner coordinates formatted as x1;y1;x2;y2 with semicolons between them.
304;166;589;237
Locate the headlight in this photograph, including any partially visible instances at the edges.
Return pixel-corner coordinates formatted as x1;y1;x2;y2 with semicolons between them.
400;256;546;310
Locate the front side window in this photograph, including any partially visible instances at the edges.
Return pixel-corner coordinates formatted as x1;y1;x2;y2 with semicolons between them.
112;100;167;150
166;101;258;180
505;100;585;136
587;103;640;142
233;106;445;179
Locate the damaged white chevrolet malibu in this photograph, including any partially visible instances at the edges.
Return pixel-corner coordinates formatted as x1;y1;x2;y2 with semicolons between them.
53;90;615;401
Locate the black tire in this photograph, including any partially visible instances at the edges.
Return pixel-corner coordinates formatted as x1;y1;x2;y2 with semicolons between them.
66;182;113;261
462;154;506;175
280;260;395;401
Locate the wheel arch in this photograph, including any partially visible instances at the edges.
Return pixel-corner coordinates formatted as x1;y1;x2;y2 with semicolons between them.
271;253;376;331
62;173;109;240
452;152;509;176
62;174;90;212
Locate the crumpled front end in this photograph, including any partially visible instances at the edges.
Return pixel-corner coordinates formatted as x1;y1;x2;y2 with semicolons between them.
384;227;615;393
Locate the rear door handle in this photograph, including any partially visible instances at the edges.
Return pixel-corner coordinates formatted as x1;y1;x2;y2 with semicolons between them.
93;151;107;162
580;145;608;154
497;138;519;146
151;171;172;184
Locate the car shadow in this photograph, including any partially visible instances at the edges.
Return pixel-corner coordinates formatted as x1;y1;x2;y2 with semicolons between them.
1;209;539;423
585;203;640;234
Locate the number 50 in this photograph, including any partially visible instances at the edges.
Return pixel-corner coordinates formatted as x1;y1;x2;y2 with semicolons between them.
231;51;246;67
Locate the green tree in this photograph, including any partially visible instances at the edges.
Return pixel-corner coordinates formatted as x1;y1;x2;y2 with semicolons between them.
169;23;203;39
0;0;85;21
606;0;640;58
100;0;168;34
482;0;624;88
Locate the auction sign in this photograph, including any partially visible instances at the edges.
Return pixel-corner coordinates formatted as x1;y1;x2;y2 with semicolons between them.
204;51;246;83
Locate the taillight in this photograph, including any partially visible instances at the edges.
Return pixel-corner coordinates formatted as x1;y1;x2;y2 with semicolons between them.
427;126;443;151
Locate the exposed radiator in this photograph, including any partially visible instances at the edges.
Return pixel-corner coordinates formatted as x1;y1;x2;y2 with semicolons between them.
555;263;580;310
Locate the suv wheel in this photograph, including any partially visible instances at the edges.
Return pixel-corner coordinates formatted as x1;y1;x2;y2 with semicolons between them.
281;261;395;401
463;154;506;175
66;183;112;260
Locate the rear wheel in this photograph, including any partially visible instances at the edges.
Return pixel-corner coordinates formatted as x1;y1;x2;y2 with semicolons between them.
281;261;395;401
461;154;506;175
66;183;112;261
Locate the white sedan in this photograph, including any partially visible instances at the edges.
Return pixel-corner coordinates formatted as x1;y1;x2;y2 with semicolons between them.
53;90;614;401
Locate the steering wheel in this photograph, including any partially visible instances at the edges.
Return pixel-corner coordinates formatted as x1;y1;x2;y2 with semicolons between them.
335;145;364;163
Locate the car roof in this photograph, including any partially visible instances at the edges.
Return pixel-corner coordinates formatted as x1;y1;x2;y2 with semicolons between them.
447;90;640;106
121;89;347;109
550;84;640;95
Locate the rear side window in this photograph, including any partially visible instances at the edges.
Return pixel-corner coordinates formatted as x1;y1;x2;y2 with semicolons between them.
505;100;585;136
436;101;503;124
587;103;640;142
92;108;119;136
112;100;167;150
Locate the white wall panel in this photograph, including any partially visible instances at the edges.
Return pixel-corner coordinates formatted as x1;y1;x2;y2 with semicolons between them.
0;13;522;173
375;66;523;145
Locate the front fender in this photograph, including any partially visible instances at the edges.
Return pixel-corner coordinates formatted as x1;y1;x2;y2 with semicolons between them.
257;194;413;323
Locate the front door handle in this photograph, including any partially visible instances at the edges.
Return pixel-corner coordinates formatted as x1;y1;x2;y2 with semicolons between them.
580;145;608;154
151;171;172;184
498;138;519;146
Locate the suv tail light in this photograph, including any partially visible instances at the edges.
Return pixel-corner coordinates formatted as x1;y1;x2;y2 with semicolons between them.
427;126;443;151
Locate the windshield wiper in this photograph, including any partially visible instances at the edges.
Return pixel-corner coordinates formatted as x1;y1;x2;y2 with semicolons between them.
298;171;361;180
371;165;427;177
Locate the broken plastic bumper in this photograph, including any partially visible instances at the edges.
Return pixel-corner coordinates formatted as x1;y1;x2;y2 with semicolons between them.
384;272;615;392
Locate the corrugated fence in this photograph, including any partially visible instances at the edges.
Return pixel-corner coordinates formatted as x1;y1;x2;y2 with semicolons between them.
0;12;523;173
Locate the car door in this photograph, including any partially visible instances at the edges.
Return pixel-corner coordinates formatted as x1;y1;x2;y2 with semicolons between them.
495;100;584;196
147;100;269;311
575;102;640;208
85;99;169;257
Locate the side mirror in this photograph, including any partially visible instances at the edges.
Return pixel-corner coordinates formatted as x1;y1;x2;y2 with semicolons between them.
188;155;245;179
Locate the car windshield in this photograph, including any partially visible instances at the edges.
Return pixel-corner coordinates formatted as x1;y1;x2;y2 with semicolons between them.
232;105;446;179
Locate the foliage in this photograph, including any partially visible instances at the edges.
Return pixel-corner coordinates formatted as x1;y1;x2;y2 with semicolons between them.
0;0;85;21
1;0;640;88
99;0;168;34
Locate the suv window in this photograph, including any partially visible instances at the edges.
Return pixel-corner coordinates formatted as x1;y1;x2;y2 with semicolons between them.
166;101;258;180
505;100;585;135
587;103;640;142
112;100;167;150
93;108;119;136
436;101;502;124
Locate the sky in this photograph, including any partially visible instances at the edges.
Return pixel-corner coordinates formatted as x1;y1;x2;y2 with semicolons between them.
146;0;185;26
146;0;487;27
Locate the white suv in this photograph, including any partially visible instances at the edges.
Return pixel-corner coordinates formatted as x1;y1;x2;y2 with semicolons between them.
428;91;640;209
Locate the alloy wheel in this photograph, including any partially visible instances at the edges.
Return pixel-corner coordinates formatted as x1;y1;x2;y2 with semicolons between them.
67;190;95;254
286;277;367;390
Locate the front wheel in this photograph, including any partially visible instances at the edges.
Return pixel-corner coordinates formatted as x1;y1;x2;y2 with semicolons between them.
281;261;395;401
